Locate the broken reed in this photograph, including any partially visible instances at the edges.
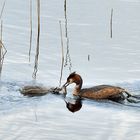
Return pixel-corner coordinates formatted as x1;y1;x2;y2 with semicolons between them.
32;0;40;79
0;0;6;20
110;8;113;38
59;21;64;87
29;0;33;62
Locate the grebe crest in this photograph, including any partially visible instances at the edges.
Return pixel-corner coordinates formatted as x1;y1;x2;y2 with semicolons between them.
66;72;83;85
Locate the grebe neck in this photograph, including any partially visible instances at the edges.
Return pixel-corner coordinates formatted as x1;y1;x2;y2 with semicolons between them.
73;76;83;96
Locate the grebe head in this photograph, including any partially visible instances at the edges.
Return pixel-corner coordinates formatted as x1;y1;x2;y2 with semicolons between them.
63;72;83;88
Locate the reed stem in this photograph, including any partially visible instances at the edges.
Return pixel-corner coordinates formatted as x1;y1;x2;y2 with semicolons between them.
32;0;40;79
59;21;64;87
0;21;7;76
0;0;6;20
0;1;7;77
110;8;113;38
64;0;72;72
29;0;33;62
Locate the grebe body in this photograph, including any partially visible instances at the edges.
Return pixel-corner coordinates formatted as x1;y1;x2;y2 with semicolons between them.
63;72;130;101
20;86;66;97
76;85;126;100
20;86;50;97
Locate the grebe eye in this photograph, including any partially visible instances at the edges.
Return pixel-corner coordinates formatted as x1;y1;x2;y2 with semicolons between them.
67;77;70;82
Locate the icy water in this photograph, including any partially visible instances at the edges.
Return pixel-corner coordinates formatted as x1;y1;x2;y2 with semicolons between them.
0;0;140;139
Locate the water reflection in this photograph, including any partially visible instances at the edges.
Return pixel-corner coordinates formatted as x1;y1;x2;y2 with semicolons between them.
64;97;82;113
62;92;140;113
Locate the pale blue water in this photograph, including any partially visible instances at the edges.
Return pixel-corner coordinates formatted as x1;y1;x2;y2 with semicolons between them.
0;0;140;139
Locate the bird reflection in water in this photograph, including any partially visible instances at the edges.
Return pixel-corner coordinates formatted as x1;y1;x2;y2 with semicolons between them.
64;97;82;113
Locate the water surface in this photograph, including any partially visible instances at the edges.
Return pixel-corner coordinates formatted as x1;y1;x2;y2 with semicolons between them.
0;0;140;139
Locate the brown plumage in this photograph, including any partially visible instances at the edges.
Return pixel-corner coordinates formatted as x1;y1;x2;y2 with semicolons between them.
19;86;51;97
63;72;131;101
19;86;66;97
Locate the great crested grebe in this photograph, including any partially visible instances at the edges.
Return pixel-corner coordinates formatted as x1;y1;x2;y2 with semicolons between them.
62;72;139;102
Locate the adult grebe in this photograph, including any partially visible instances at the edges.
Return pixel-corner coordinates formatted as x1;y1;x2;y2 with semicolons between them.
62;72;137;102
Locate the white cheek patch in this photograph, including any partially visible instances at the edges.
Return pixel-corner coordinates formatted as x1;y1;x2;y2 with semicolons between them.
69;78;73;84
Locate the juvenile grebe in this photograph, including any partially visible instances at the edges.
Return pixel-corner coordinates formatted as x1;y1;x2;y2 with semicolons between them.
62;72;134;101
20;86;65;97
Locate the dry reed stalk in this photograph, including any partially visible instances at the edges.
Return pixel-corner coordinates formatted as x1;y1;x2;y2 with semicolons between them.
29;0;33;62
0;46;2;76
64;0;67;38
0;45;3;76
0;21;2;43
88;54;90;61
0;0;6;20
0;40;7;60
64;0;72;72
0;42;1;76
0;1;7;77
59;21;64;87
0;20;3;76
32;0;40;79
110;8;113;38
0;21;7;76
